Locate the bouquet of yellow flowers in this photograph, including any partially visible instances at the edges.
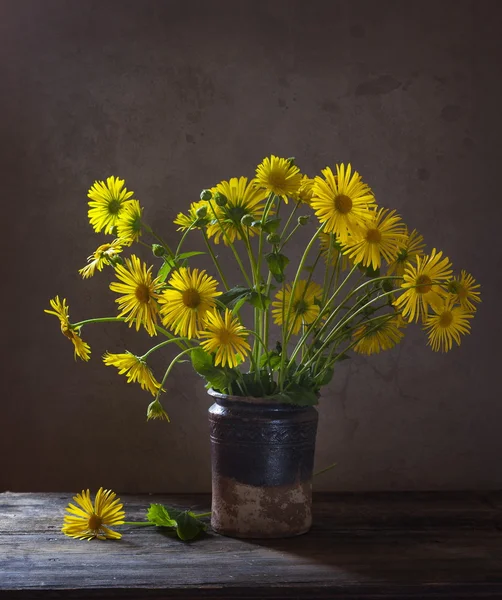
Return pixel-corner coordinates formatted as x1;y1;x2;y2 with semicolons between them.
46;156;480;420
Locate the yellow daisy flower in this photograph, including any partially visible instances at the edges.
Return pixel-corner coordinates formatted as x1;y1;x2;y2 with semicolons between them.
393;249;452;323
207;177;268;244
199;309;251;368
311;164;376;241
103;351;161;396
45;296;91;361
423;298;473;352
353;315;405;355
447;270;481;312
116;199;143;246
79;239;123;279
342;208;407;271
272;280;323;335
62;488;125;541
109;255;162;336
254;155;302;202
319;232;352;271
294;175;315;204
159;267;221;339
387;228;426;277
173;200;208;231
147;399;170;421
87;176;134;234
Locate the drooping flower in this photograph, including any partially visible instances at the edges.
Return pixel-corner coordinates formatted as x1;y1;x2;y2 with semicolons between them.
44;296;91;361
116;199;143;245
87;176;134;234
109;255;162;336
352;315;405;355
173;200;209;231
147;399;170;421
393;249;452;323
159;267;221;339
254;155;302;202
103;351;161;396
342;208;407;271
311;164;375;241
206;177;268;244
387;228;425;277
62;488;125;541
447;270;481;312
199;309;251;368
272;280;323;335
423;298;473;352
78;239;123;279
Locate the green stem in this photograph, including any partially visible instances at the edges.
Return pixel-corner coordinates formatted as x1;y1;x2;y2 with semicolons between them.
278;224;325;389
314;462;337;477
202;230;229;290
156;347;196;399
194;512;212;518
144;224;175;259
278;200;301;244
207;199;253;287
298;288;400;375
141;337;192;360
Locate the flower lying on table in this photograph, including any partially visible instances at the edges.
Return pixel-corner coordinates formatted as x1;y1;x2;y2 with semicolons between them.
62;488;209;541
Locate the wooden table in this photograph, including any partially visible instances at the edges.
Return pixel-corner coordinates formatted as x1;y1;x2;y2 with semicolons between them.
1;492;502;599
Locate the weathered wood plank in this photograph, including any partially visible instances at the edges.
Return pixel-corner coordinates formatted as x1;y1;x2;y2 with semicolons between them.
1;492;502;599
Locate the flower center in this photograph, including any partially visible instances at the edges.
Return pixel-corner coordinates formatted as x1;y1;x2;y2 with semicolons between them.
415;274;433;294
108;199;121;214
135;283;151;303
439;311;453;327
268;170;286;189
182;288;201;309
88;513;103;530
219;329;232;344
365;228;382;243
334;194;353;214
293;299;309;316
227;205;247;224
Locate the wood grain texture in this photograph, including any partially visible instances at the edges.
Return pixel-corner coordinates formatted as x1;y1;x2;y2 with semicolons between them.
1;492;502;599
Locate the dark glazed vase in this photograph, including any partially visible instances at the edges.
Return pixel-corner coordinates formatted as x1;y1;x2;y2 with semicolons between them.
208;389;318;538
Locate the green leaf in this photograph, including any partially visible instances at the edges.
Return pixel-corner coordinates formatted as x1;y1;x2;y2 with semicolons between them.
146;504;177;528
175;511;206;541
146;504;206;541
266;252;290;283
176;251;206;260
191;347;236;391
218;286;253;308
261;217;281;234
276;383;319;406
316;367;334;386
157;259;174;282
259;351;281;371
247;290;271;309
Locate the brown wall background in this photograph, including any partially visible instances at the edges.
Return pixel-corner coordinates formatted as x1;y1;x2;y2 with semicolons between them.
1;0;501;492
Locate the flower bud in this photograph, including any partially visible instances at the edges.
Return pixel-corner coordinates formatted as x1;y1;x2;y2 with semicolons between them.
251;220;262;228
109;255;125;266
241;214;254;227
298;215;309;226
152;244;166;257
200;189;212;201
267;233;281;244
196;205;208;218
214;192;228;207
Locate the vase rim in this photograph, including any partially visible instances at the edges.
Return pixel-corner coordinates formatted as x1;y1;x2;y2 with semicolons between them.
207;388;294;406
